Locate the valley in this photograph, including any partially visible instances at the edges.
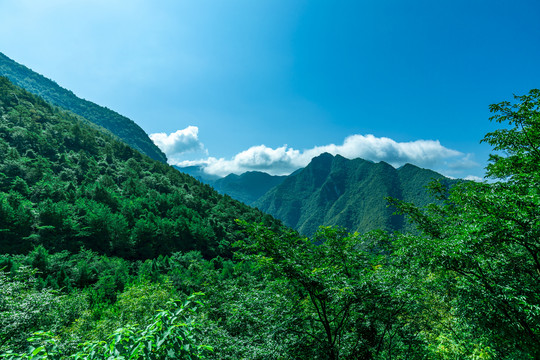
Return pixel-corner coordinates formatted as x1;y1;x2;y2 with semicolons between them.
0;54;539;359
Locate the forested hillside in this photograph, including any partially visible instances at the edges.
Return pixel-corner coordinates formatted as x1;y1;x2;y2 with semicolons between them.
0;76;280;259
255;153;456;236
0;52;167;163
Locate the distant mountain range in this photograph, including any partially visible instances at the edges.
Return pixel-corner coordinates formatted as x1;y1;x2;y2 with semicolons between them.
177;153;456;236
255;153;456;235
175;165;287;204
0;52;167;163
212;171;288;205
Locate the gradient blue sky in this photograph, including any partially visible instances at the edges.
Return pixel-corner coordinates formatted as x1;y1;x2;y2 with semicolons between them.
1;0;539;179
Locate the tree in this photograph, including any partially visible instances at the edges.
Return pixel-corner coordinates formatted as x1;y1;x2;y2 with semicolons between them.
0;294;212;360
389;89;540;358
0;266;86;353
236;222;420;359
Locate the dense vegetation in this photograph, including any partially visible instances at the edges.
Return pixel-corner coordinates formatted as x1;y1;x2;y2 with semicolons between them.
0;52;167;163
255;153;456;236
1;72;539;359
0;76;280;259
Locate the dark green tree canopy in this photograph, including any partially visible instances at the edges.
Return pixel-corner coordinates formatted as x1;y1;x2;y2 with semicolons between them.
389;89;540;358
0;76;282;259
483;89;540;179
0;52;167;163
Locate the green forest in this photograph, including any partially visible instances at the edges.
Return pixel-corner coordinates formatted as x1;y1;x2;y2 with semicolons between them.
0;52;167;163
0;75;539;359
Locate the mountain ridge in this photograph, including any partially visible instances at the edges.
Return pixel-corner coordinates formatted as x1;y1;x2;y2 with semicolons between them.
174;154;455;236
211;171;287;205
0;52;167;163
254;152;455;235
0;76;282;258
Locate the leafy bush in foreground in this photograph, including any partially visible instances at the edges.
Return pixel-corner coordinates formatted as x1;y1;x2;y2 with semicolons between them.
0;294;212;360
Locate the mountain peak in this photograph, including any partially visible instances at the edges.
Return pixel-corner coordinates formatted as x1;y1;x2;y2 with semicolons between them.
311;152;335;163
256;153;456;236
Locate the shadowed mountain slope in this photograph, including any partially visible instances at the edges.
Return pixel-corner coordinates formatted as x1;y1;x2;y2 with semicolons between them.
0;52;167;163
255;153;455;236
211;171;287;205
0;76;281;259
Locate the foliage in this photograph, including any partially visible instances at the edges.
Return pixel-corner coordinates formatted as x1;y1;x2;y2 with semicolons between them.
0;52;167;163
0;76;282;259
0;267;87;353
2;62;540;359
389;89;540;358
232;222;423;359
483;88;540;179
0;294;212;360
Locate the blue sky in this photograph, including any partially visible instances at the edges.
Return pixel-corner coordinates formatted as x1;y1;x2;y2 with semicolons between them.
1;0;539;179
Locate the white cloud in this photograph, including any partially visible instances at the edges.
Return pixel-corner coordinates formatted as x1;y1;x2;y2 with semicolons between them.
150;126;205;160
172;133;476;177
302;134;463;169
447;153;479;170
464;175;484;182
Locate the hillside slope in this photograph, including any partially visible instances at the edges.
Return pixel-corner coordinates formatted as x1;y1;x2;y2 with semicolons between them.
255;153;455;235
0;52;167;163
0;76;281;259
211;171;287;205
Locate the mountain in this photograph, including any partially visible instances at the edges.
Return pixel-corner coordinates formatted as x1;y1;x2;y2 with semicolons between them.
174;166;286;205
254;153;456;236
0;52;167;163
211;171;287;205
0;76;281;259
173;165;221;183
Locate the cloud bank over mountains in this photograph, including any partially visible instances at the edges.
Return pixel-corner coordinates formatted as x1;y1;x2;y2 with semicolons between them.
149;126;206;163
152;127;478;178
